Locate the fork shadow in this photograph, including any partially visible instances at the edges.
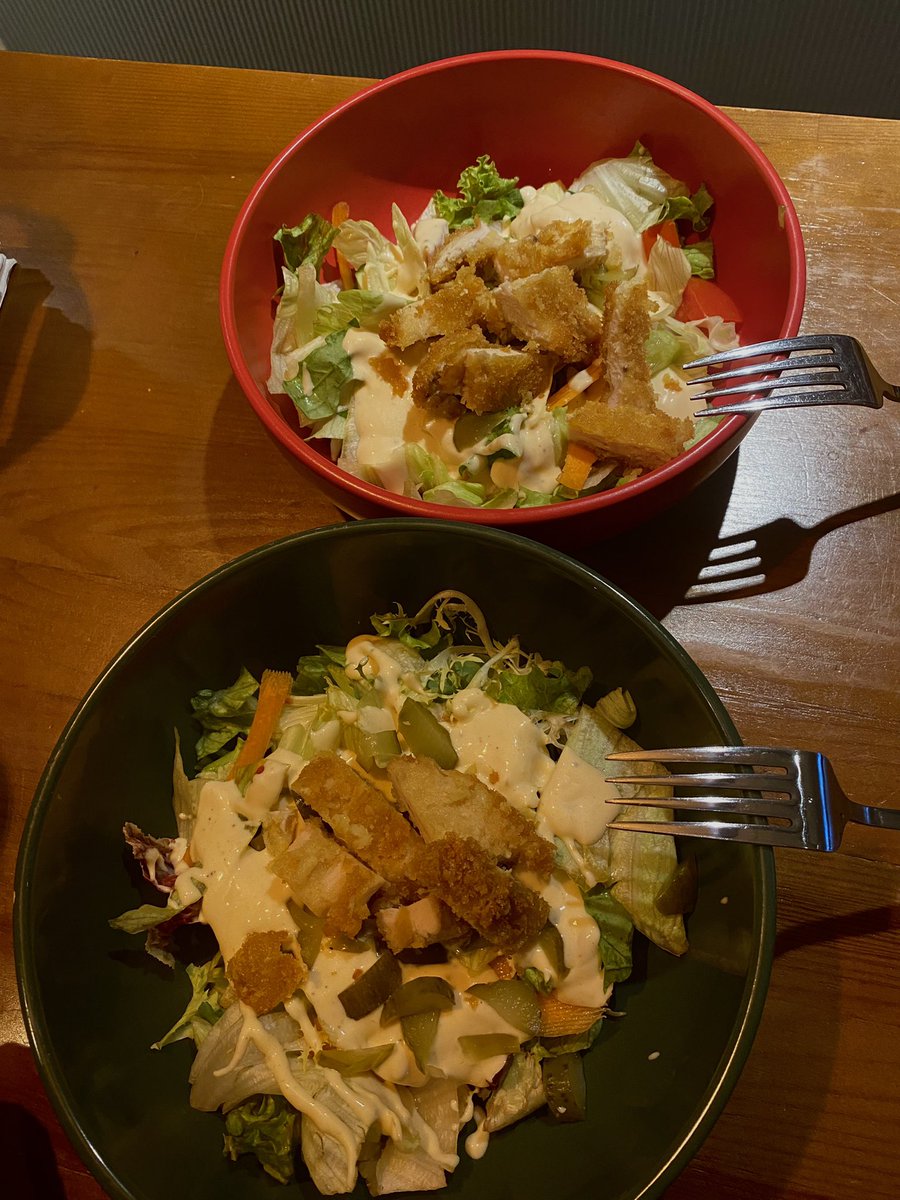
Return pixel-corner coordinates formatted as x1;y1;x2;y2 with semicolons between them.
683;492;900;602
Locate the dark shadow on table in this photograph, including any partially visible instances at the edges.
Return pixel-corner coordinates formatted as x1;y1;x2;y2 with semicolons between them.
0;1047;68;1200
0;238;92;472
576;453;740;622
774;903;900;959
681;492;900;604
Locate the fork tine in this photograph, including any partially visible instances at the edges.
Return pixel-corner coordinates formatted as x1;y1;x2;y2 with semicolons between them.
685;335;840;370
608;792;799;819
608;818;803;847
686;353;840;386
692;372;846;401
694;390;868;417
607;747;795;768
609;770;797;793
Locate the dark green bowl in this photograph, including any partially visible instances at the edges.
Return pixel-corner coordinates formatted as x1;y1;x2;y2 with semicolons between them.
15;520;774;1200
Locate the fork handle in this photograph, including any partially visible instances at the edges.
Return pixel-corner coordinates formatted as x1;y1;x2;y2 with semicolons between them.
850;801;900;830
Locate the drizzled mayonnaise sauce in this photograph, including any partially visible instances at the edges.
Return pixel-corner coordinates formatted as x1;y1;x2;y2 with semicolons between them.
443;688;555;810
174;780;293;960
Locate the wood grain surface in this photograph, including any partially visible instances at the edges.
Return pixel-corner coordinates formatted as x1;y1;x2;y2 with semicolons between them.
1;51;898;1200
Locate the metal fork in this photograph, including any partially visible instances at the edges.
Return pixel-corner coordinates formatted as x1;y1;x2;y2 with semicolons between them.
687;334;900;418
605;746;900;850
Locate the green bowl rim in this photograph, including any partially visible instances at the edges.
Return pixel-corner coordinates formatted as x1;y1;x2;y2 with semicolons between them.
14;518;776;1200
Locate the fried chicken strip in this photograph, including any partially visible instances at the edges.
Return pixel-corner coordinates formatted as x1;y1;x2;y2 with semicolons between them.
568;280;691;469
493;266;602;362
494;219;601;281
226;929;306;1014
295;753;427;884
379;266;493;350
419;834;549;953
375;894;468;954
388;755;554;876
268;814;384;938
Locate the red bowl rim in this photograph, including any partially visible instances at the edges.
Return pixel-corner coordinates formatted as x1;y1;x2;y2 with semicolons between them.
220;48;806;526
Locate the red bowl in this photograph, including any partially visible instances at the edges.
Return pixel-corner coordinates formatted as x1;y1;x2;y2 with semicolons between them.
221;50;805;540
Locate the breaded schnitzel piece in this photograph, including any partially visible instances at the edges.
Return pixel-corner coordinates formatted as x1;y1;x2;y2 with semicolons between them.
495;219;600;282
568;280;691;469
412;331;550;417
268;815;383;937
379;266;492;350
226;929;306;1014
375;894;468;954
461;345;552;415
411;327;489;418
493;266;602;362
429;223;504;286
296;753;427;884
388;755;555;876
420;835;549;953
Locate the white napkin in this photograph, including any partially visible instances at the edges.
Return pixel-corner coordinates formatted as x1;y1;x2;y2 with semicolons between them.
0;254;16;311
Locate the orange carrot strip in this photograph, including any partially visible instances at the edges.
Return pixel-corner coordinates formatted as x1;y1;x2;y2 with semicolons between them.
558;442;597;491
490;955;517;980
229;669;293;779
331;201;355;290
538;993;605;1038
547;355;605;411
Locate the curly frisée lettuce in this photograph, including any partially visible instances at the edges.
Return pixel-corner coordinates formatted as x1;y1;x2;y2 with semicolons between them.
265;147;741;511
110;591;692;1194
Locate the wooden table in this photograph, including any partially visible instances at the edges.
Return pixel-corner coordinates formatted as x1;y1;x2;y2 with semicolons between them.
1;51;898;1200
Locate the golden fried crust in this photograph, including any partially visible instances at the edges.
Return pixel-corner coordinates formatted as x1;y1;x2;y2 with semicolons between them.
495;219;595;282
269;816;383;938
567;280;690;469
387;756;555;877
429;224;505;287
226;929;306;1014
461;345;552;415
567;401;690;470
494;267;602;363
411;327;489;418
296;753;428;884
420;835;549;953
379;267;492;350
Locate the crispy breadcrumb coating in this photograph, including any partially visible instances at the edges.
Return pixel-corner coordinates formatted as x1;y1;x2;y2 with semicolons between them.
568;280;690;468
375;894;468;954
388;755;555;876
379;267;493;350
226;929;306;1014
269;815;383;937
429;223;504;287
494;219;597;281
296;753;427;884
493;266;602;362
420;835;549;953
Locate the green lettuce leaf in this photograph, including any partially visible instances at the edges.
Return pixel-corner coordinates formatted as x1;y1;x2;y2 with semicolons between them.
224;1094;298;1184
683;240;715;279
285;328;357;424
275;213;336;272
294;645;347;695
405;443;450;493
567;705;687;955
584;887;635;984
190;667;259;760
109;902;177;934
493;661;592;715
153;954;228;1049
533;1019;605;1059
423;479;487;507
370;611;448;657
644;326;687;376
312;290;384;336
661;183;715;231
433;155;524;229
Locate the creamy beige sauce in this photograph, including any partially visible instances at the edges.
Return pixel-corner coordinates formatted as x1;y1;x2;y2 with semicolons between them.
517;874;612;1009
464;1104;490;1159
234;1001;359;1192
510;188;644;275
178;780;294;960
538;745;621;845
489;404;560;494
344;637;427;720
652;367;710;422
443;688;555;810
